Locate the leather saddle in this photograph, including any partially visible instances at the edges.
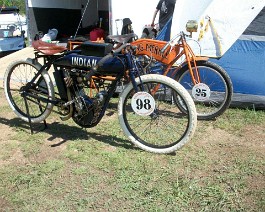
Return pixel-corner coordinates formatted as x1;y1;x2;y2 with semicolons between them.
32;40;67;55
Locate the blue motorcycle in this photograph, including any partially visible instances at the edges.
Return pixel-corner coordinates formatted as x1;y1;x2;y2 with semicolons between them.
3;33;197;154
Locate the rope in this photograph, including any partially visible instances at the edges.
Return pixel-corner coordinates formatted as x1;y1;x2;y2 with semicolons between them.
198;16;222;57
74;0;90;39
208;18;222;56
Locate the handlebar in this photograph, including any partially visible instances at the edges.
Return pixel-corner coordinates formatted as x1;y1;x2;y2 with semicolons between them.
161;42;171;54
111;43;136;54
111;43;129;54
161;31;187;54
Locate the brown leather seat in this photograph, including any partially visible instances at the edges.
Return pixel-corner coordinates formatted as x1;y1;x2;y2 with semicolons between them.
32;40;67;55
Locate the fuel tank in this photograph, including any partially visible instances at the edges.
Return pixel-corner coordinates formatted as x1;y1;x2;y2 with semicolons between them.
54;53;102;70
54;53;126;76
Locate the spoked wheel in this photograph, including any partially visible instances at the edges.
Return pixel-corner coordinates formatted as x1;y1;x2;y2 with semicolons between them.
174;60;233;120
118;74;197;154
4;60;54;123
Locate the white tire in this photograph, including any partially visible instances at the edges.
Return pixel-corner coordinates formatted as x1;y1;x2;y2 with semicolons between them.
4;59;54;123
118;74;197;154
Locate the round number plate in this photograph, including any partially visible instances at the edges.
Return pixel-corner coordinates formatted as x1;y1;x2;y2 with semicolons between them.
131;92;155;116
192;83;211;101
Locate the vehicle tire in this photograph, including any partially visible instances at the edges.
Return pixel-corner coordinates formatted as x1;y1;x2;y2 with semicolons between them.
118;74;197;154
174;60;233;120
4;59;54;123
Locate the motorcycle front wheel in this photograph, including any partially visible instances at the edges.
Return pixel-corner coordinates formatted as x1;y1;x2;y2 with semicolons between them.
174;60;233;120
118;74;197;154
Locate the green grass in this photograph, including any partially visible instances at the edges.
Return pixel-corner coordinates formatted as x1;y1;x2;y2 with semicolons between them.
0;88;264;211
214;108;265;132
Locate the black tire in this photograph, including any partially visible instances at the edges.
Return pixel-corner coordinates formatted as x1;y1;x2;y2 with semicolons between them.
118;74;197;154
174;60;233;120
4;59;54;123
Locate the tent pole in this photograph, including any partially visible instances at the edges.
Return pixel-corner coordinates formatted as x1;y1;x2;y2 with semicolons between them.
25;0;31;44
109;0;112;35
73;0;90;39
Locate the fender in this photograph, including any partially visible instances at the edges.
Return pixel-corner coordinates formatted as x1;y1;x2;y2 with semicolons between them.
26;57;42;69
177;57;209;69
193;56;209;61
25;57;55;100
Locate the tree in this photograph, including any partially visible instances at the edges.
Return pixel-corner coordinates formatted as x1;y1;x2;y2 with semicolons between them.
0;0;26;14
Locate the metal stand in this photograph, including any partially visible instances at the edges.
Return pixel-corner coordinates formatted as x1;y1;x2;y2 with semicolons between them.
23;93;47;135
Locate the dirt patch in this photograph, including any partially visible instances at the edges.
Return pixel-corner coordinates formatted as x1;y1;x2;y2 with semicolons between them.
0;107;27;167
0;197;13;211
0;47;35;87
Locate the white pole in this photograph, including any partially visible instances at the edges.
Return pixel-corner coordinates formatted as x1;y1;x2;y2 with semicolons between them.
24;0;31;44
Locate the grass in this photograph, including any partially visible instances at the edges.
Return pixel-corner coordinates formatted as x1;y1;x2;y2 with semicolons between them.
0;88;264;211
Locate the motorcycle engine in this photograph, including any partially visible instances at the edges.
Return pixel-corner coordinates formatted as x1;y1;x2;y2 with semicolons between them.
70;70;102;128
63;68;106;128
72;90;96;128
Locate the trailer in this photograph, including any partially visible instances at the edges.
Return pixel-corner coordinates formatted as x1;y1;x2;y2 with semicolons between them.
26;0;158;42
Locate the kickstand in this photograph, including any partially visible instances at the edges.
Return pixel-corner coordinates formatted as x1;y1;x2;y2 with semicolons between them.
23;94;47;135
38;99;48;131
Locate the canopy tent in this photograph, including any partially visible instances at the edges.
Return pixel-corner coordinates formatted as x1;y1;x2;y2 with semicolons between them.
26;0;265;108
26;0;161;41
210;6;265;109
170;0;265;108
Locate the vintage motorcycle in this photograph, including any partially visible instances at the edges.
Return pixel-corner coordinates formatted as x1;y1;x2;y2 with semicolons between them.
3;33;197;154
132;23;233;121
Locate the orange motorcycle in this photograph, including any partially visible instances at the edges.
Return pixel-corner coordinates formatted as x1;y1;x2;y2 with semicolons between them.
131;28;233;120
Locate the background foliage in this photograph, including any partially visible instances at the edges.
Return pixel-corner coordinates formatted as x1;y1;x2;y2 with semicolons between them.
0;0;26;14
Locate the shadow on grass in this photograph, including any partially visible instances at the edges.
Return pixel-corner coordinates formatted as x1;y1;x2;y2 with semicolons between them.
0;116;138;151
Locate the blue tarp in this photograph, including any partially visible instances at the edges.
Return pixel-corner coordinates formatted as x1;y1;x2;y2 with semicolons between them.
211;38;265;96
210;6;265;108
210;37;265;109
156;17;172;41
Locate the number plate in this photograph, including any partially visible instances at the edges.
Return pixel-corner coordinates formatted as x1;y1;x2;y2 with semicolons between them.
192;83;211;101
131;92;155;116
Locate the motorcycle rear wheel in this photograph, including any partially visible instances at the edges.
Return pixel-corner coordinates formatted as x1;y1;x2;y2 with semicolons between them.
4;59;54;123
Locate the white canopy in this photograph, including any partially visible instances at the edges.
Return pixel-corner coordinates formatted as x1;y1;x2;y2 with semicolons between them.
171;0;265;57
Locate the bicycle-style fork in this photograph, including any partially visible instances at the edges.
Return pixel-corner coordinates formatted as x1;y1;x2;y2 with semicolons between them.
150;32;204;95
163;32;208;84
